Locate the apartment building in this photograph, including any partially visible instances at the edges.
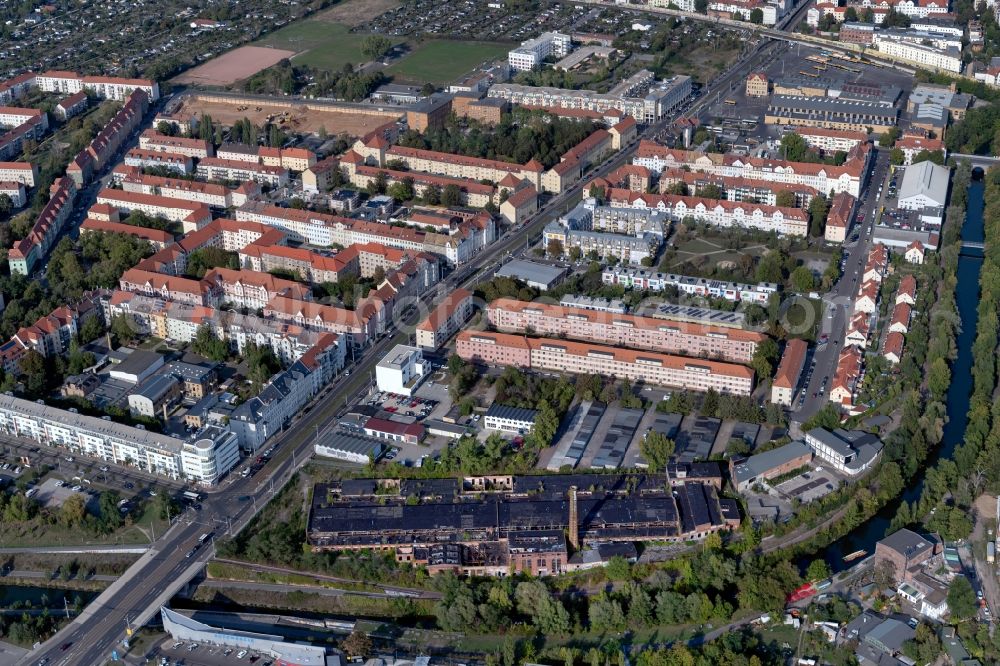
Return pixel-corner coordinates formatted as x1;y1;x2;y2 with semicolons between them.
96;188;211;233
138;130;214;159
0;394;236;485
456;330;754;395
0;73;38;105
0;161;38;187
240;243;359;284
655;168;819;207
229;336;344;451
106;290;338;365
34;70;160;101
708;0;778;23
849;0;950;19
8;177;76;276
602;266;780;304
873;39;962;72
795;128;869;154
345;161;495;208
765;96;899;134
263;297;377;349
80;218;174;249
202;268;313;310
302;156;342;193
486;297;765;363
236;202;493;266
121;172;257;209
770;338;807;407
746;72;769;98
0;106;49;160
634;141;869;197
55;91;88;120
488;74;692;122
217;143;317;172
509;32;572;71
825;191;856;243
123;148;194;175
895;135;946;165
0;181;25;208
415;288;475;349
196;157;289;187
606;188;809;236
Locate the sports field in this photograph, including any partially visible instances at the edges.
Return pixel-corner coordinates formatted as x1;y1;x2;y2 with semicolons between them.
255;21;402;72
385;40;511;84
173;46;296;86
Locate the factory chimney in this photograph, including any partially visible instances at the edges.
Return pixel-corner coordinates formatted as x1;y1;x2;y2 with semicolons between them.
568;485;579;551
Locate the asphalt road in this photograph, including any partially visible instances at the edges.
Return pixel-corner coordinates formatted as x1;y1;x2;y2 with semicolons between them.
793;147;889;423
23;33;777;666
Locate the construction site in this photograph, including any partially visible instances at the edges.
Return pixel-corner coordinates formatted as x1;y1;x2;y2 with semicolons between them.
307;469;741;575
172;92;403;136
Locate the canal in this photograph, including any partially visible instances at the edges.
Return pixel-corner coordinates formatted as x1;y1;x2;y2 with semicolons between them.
823;171;986;571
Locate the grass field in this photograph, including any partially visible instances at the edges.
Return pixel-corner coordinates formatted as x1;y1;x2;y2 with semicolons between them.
255;20;400;72
385;40;510;84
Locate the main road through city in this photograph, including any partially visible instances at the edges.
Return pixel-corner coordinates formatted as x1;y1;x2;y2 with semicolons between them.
25;27;791;666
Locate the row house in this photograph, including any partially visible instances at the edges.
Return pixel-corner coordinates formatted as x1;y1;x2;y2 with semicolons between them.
8;177;76;276
263;297;377;350
606;188;809;236
456;330;755;395
602;266;780;304
486;297;766;364
829;345;863;409
845;312;872;348
203;268;312;310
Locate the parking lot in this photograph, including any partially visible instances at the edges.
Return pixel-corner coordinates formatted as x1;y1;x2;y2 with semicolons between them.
154;638;274;666
773;467;844;503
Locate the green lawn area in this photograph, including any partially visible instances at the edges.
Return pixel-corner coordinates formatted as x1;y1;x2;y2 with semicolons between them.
255;20;400;72
386;40;511;84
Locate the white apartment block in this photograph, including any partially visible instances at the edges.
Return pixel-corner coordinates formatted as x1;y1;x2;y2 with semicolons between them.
123;149;194;175
375;344;428;397
0;394;237;485
794;128;868;154
0;162;37;187
873;39;962;72
488;74;692;122
602;266;780;304
34;71;160;101
196;158;289;187
508;32;572;71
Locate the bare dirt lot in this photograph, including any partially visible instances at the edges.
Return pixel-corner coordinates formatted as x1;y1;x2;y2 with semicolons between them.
173;95;402;137
315;0;402;26
173;46;296;86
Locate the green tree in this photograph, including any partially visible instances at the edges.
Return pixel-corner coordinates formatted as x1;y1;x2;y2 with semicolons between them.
695;183;723;199
779;133;810;162
808;194;828;237
59;493;87;528
547;238;564;257
774;190;797;208
192;324;227;362
441;184;462;206
844;6;858;20
701;388;719;417
0;193;12;218
890;147;905;165
947;576;977;621
790;265;816;292
927;357;951;399
640;431;675;471
749;7;764;23
806;559;831;582
341;631;373;657
756;251;785;283
751;337;780;378
879;126;901;148
360;35;392;61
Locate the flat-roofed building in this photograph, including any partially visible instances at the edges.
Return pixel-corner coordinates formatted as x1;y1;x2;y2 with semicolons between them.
375;344;428;397
765;95;899;134
804;427;883;476
485;404;538;433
